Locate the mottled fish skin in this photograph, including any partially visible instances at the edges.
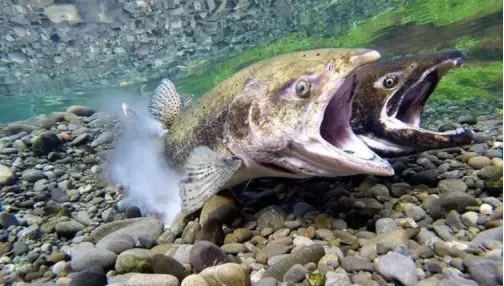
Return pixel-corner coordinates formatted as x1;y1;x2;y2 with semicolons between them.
349;50;474;156
159;48;392;181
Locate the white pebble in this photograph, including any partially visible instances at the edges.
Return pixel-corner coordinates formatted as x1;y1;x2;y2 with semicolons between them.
461;211;479;227
52;261;68;275
480;203;493;215
293;236;314;247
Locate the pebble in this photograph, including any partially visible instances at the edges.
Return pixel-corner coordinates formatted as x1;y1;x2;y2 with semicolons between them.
468;156;492;169
376;252;417;286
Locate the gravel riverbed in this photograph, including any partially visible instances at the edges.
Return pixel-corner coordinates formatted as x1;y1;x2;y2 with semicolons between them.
0;105;502;286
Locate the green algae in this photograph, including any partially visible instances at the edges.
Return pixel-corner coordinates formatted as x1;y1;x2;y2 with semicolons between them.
175;0;502;98
430;61;503;102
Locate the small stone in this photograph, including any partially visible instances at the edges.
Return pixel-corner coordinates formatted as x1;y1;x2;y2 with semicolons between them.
429;191;479;219
480;203;493;215
125;206;142;219
104;234;135;253
457;115;477;125
13;241;29;256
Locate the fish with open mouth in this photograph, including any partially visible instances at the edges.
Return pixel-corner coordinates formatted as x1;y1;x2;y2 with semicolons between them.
349;50;474;156
128;48;395;235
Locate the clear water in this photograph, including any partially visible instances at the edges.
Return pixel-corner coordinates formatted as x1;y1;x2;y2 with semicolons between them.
0;0;502;123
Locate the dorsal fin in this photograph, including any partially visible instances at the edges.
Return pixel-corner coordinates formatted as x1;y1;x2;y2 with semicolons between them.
148;78;182;129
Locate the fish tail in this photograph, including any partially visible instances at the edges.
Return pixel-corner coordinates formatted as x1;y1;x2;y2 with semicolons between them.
148;78;182;129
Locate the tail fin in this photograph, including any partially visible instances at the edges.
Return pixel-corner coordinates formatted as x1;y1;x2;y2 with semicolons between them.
148;78;182;129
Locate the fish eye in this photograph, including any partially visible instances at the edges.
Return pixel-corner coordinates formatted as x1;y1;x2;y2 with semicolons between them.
295;80;310;97
383;74;399;89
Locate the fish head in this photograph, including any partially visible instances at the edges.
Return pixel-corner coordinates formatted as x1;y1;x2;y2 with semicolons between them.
350;50;473;155
227;48;394;178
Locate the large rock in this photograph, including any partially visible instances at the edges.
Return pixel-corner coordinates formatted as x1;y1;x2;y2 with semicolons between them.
0;165;14;186
95;218;163;251
69;242;117;272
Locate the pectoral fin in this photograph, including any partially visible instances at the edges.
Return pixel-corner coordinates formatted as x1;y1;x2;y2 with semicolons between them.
179;146;243;216
148;78;183;129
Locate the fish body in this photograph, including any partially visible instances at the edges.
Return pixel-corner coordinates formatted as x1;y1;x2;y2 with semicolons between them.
146;48;395;232
349;50;474;156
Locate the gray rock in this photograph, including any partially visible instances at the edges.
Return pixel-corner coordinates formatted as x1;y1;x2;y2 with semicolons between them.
470;226;503;248
262;244;324;281
72;211;93;226
257;206;287;230
429;191;479;219
411;169;439;186
375;218;397;235
283;264;308;283
439;268;478;286
95;218;163;249
376;252;417;286
254;278;278;286
341;256;374;272
21;169;45;182
104;234;135;254
458;115;477;125
484;149;503;159
55;220;85;238
68;266;107;286
107;273;178;286
13;241;29;256
91;131;114;147
0;212;19;228
152;254;186;280
66;106;96;117
438;179;468;193
404;203;426;221
190;241;231;272
466;256;503;286
325;268;352;286
70;243;117;271
293;202;315;217
125;206;142;219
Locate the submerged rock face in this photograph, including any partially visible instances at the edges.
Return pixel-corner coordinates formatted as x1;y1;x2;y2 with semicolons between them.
0;106;502;286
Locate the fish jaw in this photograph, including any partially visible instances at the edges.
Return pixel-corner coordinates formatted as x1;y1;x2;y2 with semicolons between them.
352;50;474;156
230;49;395;178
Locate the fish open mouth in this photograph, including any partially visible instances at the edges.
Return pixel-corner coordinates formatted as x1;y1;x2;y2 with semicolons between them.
387;55;465;131
365;51;474;153
300;70;395;177
320;73;378;160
